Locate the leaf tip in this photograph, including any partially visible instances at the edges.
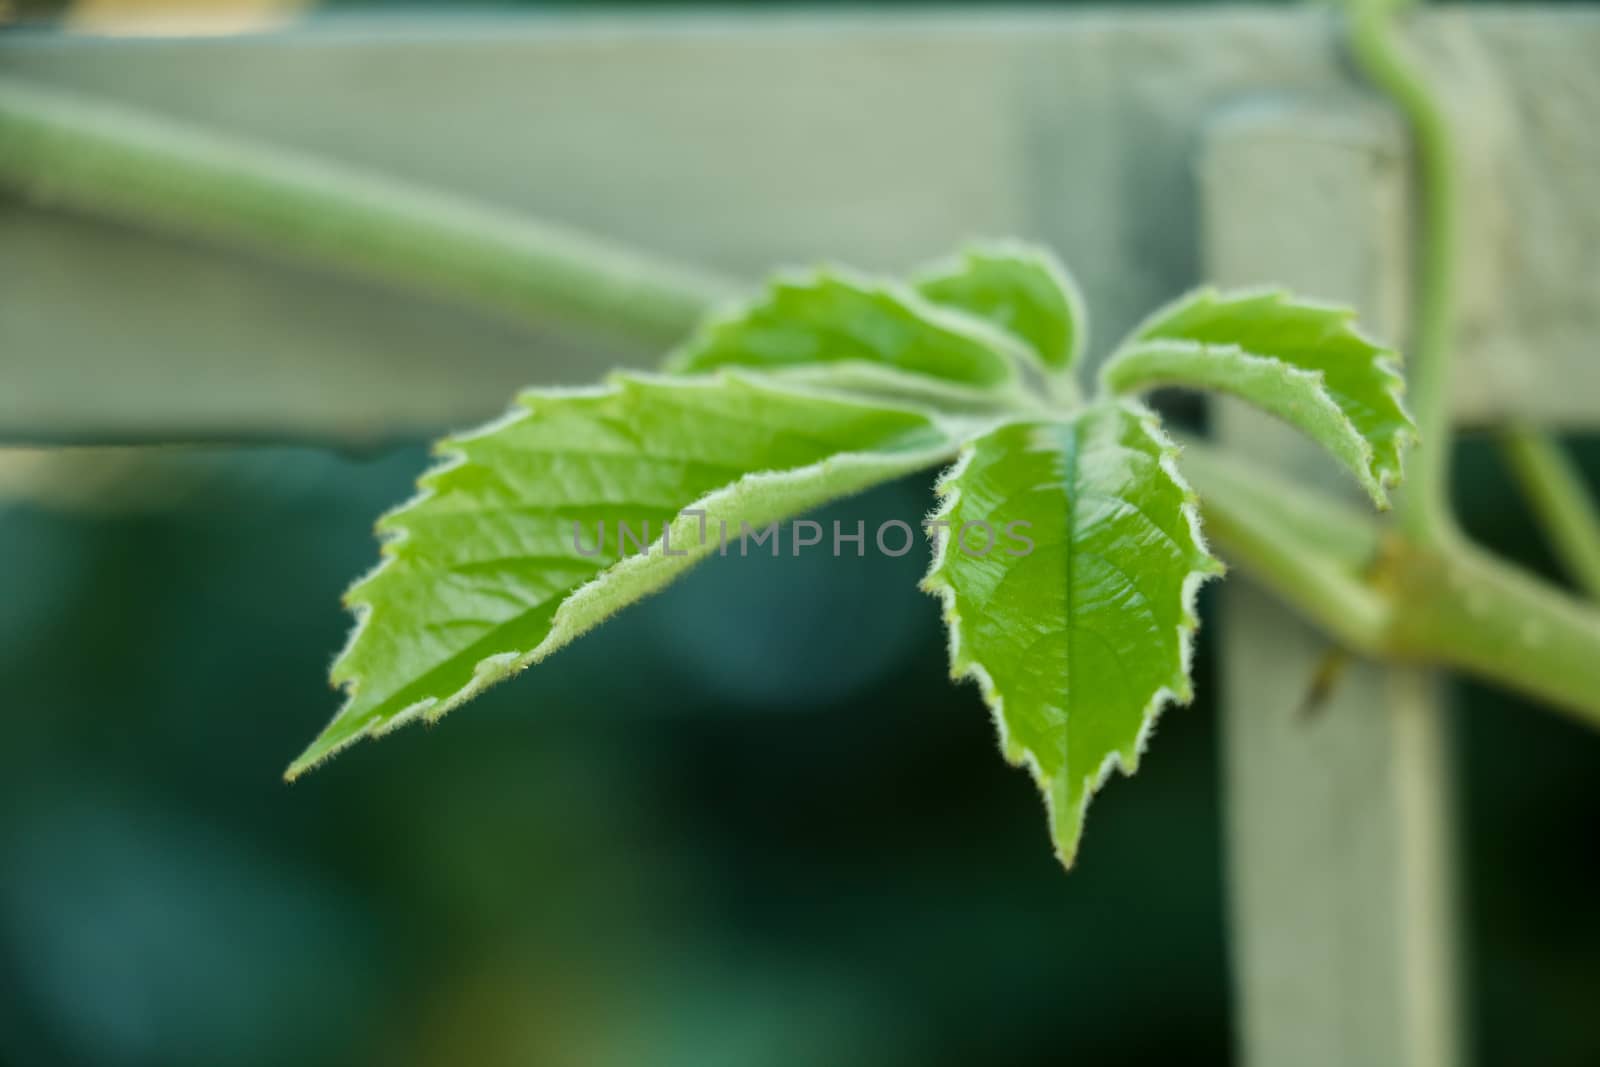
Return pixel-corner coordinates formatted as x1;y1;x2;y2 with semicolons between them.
1044;776;1086;871
282;721;362;783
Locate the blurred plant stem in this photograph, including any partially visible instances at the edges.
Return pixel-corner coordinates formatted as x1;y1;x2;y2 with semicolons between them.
1182;439;1600;732
0;76;733;349
1498;427;1600;600
1345;0;1600;691
1347;0;1460;548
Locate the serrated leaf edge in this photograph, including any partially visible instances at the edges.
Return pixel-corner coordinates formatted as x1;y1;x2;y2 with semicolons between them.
1108;285;1414;505
287;370;964;780
663;265;1034;388
918;402;1224;867
1099;338;1405;508
909;239;1090;374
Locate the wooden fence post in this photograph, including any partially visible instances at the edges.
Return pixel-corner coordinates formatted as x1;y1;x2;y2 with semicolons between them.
1200;102;1460;1067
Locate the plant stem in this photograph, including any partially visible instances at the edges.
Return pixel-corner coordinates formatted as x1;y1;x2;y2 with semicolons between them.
1180;438;1390;651
0;76;734;348
1178;443;1382;571
1347;0;1460;546
1497;426;1600;600
1186;438;1600;732
1383;540;1600;732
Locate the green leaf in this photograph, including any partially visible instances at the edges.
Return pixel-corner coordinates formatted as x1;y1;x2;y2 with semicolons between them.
664;270;1024;388
913;242;1087;374
1099;288;1414;508
289;371;961;779
921;403;1223;867
752;361;1038;416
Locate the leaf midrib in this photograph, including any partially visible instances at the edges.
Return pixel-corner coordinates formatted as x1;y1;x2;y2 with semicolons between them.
1060;417;1082;778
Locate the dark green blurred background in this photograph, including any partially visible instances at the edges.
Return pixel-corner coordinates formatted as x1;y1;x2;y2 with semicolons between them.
2;427;1598;1066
